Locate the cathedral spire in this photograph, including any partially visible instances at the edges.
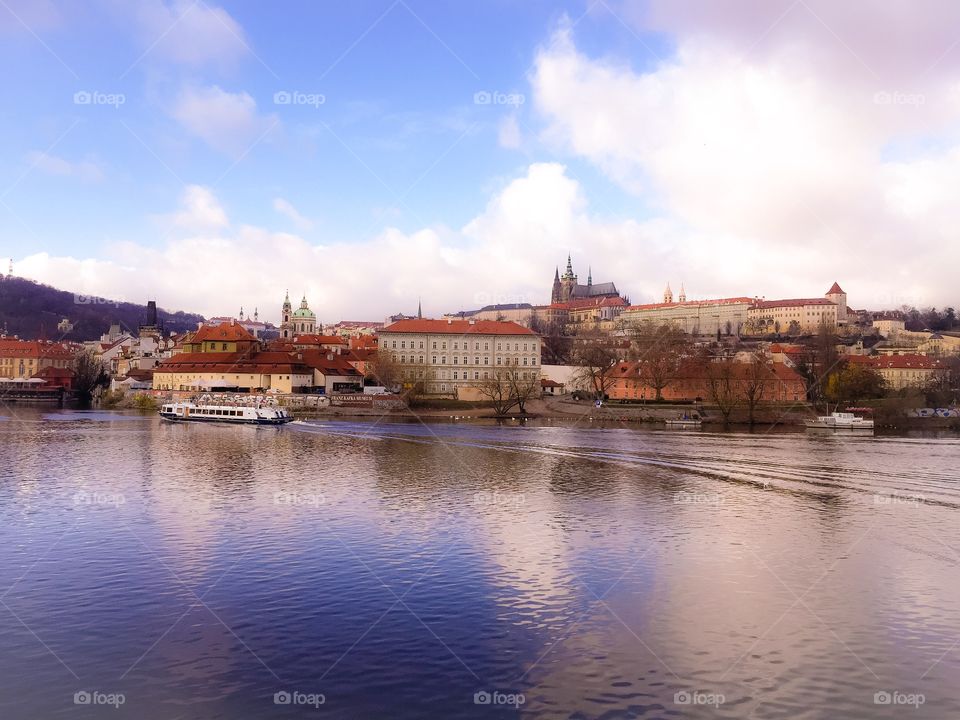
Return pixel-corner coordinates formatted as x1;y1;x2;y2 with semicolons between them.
417;297;422;319
587;266;592;286
664;282;673;304
566;253;573;275
678;283;686;303
554;266;560;281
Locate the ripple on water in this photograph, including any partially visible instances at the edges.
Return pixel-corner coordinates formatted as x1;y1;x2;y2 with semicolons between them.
0;414;958;719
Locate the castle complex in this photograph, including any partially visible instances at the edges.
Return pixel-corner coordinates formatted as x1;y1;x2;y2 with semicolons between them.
550;255;621;304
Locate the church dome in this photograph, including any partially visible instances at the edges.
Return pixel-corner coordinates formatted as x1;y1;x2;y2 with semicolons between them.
292;306;315;318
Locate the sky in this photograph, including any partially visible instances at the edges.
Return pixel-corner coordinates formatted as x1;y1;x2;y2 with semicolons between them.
1;0;958;325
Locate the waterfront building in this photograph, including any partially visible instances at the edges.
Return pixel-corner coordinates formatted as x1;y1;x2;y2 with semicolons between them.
378;318;541;399
300;350;365;394
621;293;753;336
152;350;313;393
607;358;806;403
0;338;74;379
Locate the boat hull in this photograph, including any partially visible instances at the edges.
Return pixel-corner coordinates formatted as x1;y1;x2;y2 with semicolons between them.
159;414;292;425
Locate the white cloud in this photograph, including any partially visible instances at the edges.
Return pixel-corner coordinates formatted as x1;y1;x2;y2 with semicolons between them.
171;85;278;157
164;185;229;232
272;198;314;231
26;151;104;182
17;164;675;321
530;16;960;308
133;0;249;69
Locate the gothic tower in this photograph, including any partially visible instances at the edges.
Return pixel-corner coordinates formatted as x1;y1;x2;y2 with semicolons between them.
551;267;561;304
663;282;673;304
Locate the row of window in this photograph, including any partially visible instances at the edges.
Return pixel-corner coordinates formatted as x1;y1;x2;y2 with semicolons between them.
386;338;537;352
394;355;536;366
403;370;536;381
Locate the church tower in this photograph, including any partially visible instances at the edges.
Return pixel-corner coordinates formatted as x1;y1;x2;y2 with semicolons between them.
678;283;686;303
281;291;293;339
551;267;561;304
559;253;578;303
663;282;673;304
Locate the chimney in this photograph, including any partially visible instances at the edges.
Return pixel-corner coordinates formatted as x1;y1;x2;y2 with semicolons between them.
447;318;452;324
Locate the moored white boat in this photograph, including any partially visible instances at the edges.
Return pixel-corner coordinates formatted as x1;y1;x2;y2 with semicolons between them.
804;411;873;431
664;414;702;429
159;401;292;425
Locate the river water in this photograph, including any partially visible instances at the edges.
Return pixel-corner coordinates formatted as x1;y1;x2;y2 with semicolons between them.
0;408;958;719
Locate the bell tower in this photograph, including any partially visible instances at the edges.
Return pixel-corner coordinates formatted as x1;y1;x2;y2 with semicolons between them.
281;290;293;339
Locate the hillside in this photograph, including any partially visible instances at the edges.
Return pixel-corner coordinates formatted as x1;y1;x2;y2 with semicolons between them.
0;276;204;341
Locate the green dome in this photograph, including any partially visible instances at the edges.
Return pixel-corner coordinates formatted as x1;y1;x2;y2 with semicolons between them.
293;307;314;318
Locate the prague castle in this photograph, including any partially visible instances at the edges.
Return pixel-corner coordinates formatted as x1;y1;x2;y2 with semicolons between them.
550;255;621;304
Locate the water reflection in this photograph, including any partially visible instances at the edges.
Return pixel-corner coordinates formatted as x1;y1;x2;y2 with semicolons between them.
0;410;957;719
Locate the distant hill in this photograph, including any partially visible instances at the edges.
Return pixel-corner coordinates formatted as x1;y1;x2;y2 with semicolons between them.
0;276;205;341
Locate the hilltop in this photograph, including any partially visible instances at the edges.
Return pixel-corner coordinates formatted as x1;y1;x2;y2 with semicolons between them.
0;275;204;341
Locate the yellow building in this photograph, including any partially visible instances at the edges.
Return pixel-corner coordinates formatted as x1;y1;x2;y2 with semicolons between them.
181;320;258;354
621;285;753;336
152;350;313;393
378;318;541;399
847;354;946;391
747;298;838;334
0;339;74;379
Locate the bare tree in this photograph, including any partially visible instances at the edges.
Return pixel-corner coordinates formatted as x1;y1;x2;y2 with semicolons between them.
74;348;110;403
739;351;772;426
507;371;540;415
705;358;738;425
570;337;620;400
475;370;518;416
368;350;400;390
627;321;690;401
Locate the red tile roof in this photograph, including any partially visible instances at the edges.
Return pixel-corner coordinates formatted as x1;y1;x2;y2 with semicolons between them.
382;319;536;336
751;298;836;309
826;282;845;295
190;321;256;344
299;349;363;376
0;339;74;359
292;334;347;346
155;350;312;375
625;297;753;311
847;354;943;370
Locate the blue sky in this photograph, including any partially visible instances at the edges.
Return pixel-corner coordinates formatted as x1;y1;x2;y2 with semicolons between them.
0;1;665;256
1;1;957;320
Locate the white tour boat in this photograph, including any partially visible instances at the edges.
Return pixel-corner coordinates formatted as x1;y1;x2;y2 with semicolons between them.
804;411;874;431
159;401;292;425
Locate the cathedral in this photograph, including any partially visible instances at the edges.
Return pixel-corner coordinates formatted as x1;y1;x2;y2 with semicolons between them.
280;291;317;339
550;254;621;304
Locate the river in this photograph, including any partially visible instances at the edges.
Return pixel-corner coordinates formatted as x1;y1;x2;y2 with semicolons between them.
0;408;958;718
